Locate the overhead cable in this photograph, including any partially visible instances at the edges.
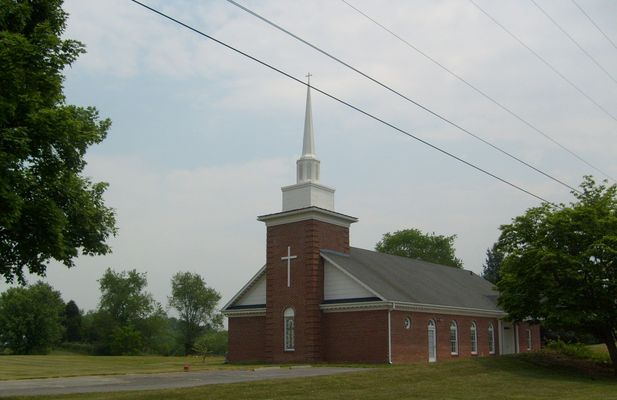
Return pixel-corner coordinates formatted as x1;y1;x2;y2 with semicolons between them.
530;0;617;86
225;0;583;191
571;0;617;53
468;0;617;126
340;0;614;183
129;0;553;203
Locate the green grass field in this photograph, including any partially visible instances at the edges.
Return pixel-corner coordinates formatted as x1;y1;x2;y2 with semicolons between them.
1;352;617;400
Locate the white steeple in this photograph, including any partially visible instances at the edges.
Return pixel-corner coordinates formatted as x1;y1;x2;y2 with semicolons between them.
281;76;335;212
296;77;320;183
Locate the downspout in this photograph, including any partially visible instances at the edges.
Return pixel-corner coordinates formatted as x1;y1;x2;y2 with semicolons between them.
498;320;503;355
387;302;395;364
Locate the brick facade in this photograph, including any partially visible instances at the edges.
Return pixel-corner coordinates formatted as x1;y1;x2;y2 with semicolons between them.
227;316;265;362
322;310;389;363
226;215;542;364
264;219;349;362
516;322;541;353
390;311;501;363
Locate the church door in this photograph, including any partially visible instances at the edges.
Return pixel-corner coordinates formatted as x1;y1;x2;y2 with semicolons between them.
428;320;437;362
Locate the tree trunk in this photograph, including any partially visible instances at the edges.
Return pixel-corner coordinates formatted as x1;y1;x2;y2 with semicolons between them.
603;330;617;377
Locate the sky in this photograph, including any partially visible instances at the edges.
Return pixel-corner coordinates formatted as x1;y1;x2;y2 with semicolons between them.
3;0;617;314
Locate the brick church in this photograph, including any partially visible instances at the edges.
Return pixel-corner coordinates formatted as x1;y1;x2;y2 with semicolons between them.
222;83;540;364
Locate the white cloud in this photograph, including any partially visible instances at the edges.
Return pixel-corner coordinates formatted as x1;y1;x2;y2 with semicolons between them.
15;0;615;312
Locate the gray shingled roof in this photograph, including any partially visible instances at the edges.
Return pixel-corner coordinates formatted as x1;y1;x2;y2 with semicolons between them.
321;247;501;312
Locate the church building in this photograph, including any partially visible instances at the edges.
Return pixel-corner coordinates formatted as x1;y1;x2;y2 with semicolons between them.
222;83;540;364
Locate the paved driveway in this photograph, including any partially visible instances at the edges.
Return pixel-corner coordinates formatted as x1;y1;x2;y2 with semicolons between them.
0;367;363;397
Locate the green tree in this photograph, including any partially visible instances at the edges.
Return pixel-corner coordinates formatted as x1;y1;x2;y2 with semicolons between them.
481;243;504;284
375;228;463;268
497;177;617;373
62;299;82;342
0;0;116;284
96;268;163;355
98;268;155;326
0;282;65;354
169;272;222;354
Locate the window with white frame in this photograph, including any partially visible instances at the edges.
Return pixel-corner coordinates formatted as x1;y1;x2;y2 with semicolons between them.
450;321;458;355
527;328;532;351
470;322;478;354
284;307;295;351
428;319;437;362
488;323;495;354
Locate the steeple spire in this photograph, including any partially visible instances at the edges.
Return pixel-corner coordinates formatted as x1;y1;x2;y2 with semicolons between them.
281;76;335;212
297;74;320;183
301;74;315;157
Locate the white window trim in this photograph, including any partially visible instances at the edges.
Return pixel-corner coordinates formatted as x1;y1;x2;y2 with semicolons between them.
428;319;437;363
283;307;295;352
470;322;478;355
527;328;532;351
488;323;496;355
450;321;459;355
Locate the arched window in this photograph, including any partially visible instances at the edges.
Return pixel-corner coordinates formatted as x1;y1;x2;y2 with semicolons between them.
488;323;495;354
470;322;478;355
527;329;532;351
428;320;436;362
284;308;295;351
450;321;458;355
404;316;412;330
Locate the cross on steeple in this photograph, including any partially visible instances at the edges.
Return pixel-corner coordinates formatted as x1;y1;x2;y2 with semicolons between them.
306;72;312;86
281;246;297;287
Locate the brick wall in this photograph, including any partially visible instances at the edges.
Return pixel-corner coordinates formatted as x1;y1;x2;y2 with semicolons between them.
390;311;501;363
516;322;541;353
227;316;266;362
322;310;389;363
264;219;349;362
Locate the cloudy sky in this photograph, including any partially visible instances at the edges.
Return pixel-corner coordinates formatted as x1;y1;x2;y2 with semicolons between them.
4;0;617;313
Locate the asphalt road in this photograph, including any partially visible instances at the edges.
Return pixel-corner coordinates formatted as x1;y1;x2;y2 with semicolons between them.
0;367;363;397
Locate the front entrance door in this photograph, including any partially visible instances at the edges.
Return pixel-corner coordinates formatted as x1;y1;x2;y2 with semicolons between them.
428;320;436;362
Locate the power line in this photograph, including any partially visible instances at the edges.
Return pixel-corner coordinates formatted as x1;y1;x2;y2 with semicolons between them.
530;0;617;87
129;0;552;204
339;0;615;183
571;0;617;53
468;0;617;125
224;0;581;193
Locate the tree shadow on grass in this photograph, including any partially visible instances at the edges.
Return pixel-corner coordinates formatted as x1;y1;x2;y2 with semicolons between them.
475;353;617;383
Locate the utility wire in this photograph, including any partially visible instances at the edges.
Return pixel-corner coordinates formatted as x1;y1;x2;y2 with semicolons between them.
468;0;617;124
225;0;581;192
570;0;617;53
530;0;617;87
129;0;552;204
340;0;615;183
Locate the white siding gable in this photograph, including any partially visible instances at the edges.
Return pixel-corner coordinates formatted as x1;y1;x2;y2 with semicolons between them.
324;260;375;301
235;274;266;306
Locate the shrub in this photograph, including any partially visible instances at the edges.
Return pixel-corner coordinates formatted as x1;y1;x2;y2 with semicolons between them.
544;340;593;359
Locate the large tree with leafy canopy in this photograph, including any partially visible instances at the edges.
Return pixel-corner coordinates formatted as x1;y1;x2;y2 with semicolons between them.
169;272;222;354
0;282;65;354
0;0;116;283
376;228;463;268
481;243;504;284
497;176;617;373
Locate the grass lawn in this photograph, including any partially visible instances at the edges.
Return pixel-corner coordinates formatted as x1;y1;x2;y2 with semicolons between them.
1;354;617;400
0;355;240;380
